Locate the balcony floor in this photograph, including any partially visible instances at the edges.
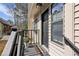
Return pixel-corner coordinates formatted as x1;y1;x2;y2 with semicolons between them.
24;43;41;56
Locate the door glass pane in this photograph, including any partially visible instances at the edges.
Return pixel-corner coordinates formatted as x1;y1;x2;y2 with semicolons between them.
42;9;48;48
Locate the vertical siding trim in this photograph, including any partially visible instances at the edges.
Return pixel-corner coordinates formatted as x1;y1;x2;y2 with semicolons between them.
48;6;52;52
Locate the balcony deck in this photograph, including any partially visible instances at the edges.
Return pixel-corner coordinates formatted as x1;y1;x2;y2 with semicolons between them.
1;30;49;56
24;44;41;56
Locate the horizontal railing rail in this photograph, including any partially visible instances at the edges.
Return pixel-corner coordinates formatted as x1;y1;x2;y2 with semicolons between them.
64;36;79;55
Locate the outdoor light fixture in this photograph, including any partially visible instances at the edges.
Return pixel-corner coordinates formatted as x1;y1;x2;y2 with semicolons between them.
36;3;42;8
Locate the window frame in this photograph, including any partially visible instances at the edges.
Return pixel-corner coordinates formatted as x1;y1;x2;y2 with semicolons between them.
51;3;64;45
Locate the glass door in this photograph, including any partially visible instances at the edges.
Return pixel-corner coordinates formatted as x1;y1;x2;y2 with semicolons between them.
42;9;48;48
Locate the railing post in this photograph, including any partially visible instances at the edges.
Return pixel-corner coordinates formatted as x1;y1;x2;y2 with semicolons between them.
20;30;24;56
31;30;32;44
37;30;39;45
17;35;21;56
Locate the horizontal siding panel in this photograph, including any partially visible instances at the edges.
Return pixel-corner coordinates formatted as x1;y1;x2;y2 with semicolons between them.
49;47;60;56
75;5;79;12
74;3;79;54
49;42;64;56
75;37;79;42
75;24;79;29
75;31;79;36
75;18;79;23
75;11;79;17
49;46;63;56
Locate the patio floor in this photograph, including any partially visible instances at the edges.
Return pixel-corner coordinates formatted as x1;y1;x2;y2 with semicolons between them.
24;44;41;56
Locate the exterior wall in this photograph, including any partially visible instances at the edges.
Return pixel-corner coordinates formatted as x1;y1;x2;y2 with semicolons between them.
64;3;74;56
36;16;42;45
74;3;79;49
32;16;42;45
28;3;51;43
28;3;78;56
48;6;64;56
73;4;79;55
28;3;51;29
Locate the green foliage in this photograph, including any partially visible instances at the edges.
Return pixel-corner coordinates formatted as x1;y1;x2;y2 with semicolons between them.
23;22;28;30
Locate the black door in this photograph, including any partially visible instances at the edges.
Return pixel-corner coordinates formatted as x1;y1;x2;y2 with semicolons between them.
42;9;48;48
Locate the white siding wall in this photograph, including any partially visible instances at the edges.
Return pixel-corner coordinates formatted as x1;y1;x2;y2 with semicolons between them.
36;16;42;45
32;16;42;45
64;4;74;56
74;4;79;49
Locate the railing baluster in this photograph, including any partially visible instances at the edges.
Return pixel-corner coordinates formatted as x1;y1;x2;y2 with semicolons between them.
20;31;24;56
17;35;21;56
1;30;39;56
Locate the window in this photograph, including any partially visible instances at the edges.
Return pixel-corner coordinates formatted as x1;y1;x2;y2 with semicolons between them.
51;3;64;45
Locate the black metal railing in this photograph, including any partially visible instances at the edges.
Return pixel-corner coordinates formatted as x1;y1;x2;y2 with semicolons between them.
23;29;39;44
1;29;39;56
64;36;79;55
